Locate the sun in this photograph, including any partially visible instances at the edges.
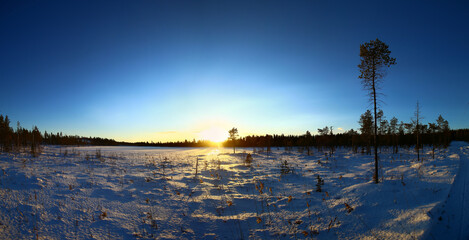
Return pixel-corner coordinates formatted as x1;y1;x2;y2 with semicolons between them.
198;126;229;143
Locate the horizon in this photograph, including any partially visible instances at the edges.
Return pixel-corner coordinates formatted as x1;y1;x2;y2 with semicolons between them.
1;1;468;142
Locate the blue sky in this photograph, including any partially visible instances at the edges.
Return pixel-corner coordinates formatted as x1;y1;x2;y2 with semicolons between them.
1;0;468;142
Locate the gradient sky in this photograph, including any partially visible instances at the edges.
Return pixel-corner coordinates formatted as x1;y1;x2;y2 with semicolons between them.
1;0;468;142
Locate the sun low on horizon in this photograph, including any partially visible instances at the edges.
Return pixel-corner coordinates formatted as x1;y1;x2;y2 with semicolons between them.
198;126;229;143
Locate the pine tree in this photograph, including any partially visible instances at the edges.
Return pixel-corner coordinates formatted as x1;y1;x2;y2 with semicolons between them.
412;101;423;161
359;110;374;154
358;38;396;183
228;128;239;154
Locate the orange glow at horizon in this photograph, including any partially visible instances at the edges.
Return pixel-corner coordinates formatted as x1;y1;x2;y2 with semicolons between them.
198;126;229;143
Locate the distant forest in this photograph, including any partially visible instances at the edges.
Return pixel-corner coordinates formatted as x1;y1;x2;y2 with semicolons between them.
0;113;468;155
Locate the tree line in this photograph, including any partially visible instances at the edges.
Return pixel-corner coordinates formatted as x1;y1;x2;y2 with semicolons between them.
0;114;229;152
0;114;119;154
0;115;42;154
225;113;454;151
0;113;468;155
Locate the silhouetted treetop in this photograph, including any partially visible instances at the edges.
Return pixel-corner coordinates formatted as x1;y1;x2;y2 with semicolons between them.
358;38;396;83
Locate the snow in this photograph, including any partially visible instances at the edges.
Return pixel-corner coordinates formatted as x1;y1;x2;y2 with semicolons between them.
424;142;469;240
0;142;467;239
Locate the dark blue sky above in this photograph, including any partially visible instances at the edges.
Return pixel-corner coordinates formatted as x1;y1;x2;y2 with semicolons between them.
1;1;468;141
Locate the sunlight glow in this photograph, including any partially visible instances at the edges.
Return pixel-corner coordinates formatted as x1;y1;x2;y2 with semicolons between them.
198;126;229;143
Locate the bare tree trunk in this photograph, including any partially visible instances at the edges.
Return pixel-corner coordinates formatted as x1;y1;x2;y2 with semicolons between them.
373;82;379;183
416;102;420;161
417;131;420;161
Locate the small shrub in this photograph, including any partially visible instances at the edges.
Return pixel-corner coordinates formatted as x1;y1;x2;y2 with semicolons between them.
344;203;354;213
245;153;253;165
280;160;292;175
316;175;324;192
95;149;102;160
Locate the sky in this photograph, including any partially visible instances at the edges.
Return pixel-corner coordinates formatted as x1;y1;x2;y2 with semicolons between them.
0;0;468;142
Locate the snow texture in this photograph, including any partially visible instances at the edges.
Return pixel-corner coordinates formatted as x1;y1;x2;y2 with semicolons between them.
424;142;469;240
0;142;467;239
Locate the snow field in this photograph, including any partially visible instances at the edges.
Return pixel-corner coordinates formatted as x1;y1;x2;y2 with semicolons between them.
0;143;465;239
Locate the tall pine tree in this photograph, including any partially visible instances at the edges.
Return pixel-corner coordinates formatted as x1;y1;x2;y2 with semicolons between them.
358;39;396;183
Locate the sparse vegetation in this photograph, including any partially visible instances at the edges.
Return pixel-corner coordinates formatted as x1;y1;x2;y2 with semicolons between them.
0;139;466;239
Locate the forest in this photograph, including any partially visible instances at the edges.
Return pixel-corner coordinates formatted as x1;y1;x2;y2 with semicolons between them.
1;112;467;154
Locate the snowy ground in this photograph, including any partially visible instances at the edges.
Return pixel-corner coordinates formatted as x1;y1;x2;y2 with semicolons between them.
0;142;467;239
424;142;469;240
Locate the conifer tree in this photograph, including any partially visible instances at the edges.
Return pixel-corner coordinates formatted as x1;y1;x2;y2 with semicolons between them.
412;101;423;161
228;127;239;154
359;110;373;154
358;38;396;183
